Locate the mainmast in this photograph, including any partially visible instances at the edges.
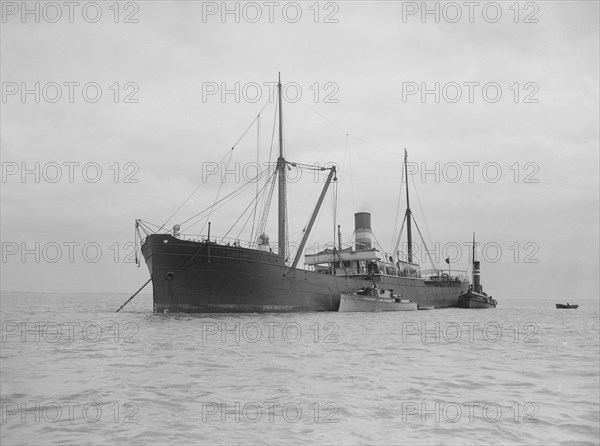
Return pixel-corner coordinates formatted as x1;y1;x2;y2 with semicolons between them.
404;149;413;263
277;73;287;261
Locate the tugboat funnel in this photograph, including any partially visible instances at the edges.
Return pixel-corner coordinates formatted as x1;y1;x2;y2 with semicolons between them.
473;260;481;293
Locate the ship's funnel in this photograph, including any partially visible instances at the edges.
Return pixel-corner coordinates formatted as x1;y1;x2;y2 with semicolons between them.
355;212;374;251
473;260;481;293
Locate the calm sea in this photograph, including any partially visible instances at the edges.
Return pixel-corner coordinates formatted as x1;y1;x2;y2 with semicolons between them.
1;292;598;445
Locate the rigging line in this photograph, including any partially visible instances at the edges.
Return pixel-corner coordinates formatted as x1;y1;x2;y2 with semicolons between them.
298;99;347;135
159;92;276;233
257;165;278;237
237;193;265;244
194;160;276;236
410;171;435;251
393;213;407;261
371;233;389;258
183;190;248;236
252;97;279;242
224;194;261;243
332;183;349;277
158;146;235;232
391;161;406;253
284;188;289;261
137;219;162;232
347;134;401;157
179;167;271;232
344;133;356;213
412;215;439;271
255;98;280;236
298;99;403;157
183;167;273;234
221;169;278;243
201;146;236;235
229;92;276;150
250;113;261;243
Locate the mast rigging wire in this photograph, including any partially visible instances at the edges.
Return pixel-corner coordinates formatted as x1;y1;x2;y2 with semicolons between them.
158;90;277;232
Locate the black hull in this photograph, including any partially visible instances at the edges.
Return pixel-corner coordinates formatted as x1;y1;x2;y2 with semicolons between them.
141;234;468;313
556;304;578;309
456;290;497;309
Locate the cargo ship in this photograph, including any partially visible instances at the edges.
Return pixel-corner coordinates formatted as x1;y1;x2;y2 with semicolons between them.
137;75;470;313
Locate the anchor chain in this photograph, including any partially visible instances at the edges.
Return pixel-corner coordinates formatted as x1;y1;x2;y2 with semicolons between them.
116;277;152;312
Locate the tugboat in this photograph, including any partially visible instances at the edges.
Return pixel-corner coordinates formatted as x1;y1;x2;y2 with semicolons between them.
456;234;498;309
339;285;418;312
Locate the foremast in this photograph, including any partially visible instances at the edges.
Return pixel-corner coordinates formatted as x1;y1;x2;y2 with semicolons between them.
277;73;287;261
275;73;336;270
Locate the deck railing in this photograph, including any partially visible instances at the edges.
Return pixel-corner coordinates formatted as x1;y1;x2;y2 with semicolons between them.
172;233;276;252
422;269;468;281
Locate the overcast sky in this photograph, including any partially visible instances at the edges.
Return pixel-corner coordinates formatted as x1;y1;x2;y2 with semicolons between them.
1;1;598;301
